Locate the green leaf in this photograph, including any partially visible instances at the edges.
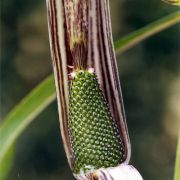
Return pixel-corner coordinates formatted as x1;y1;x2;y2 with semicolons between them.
0;11;179;175
114;11;180;54
162;0;180;6
0;75;56;165
0;145;14;180
174;132;180;180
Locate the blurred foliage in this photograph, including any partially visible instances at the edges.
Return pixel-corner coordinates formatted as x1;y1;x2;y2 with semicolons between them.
0;0;180;180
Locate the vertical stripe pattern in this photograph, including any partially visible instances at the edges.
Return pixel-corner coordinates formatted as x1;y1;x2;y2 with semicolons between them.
46;0;131;177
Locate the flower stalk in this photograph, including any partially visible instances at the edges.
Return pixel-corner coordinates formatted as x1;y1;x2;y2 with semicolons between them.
46;0;142;179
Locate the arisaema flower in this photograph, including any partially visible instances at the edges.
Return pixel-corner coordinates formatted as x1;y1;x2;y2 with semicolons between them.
46;0;143;179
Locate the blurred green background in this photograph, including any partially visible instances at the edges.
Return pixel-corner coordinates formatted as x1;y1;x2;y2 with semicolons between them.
0;0;179;179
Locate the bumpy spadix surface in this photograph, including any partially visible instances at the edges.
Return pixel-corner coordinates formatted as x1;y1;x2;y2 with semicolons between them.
69;70;125;174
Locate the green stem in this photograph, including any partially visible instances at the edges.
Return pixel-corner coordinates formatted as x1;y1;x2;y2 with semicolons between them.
114;11;180;54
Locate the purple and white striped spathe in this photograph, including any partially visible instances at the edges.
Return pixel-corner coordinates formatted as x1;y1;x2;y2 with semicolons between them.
46;0;143;179
97;164;143;180
75;164;143;180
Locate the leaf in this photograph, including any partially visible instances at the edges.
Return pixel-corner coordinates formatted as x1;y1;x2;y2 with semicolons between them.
0;145;14;180
0;11;179;173
162;0;180;6
114;11;180;54
174;132;180;180
0;75;56;165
